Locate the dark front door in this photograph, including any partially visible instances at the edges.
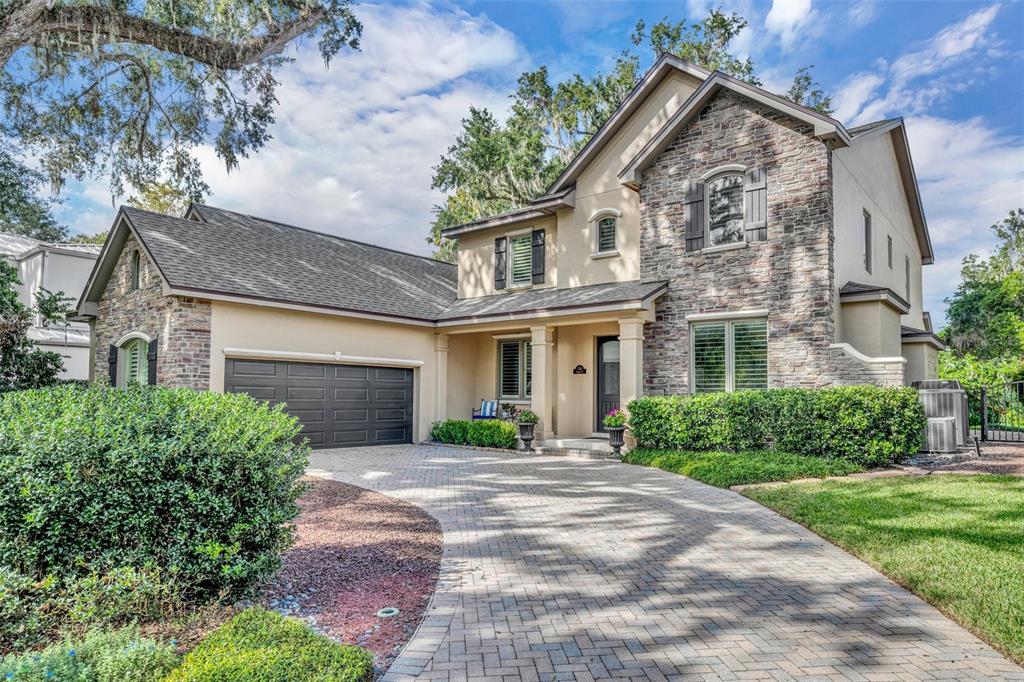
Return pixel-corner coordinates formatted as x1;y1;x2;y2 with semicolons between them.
224;358;414;449
596;336;620;432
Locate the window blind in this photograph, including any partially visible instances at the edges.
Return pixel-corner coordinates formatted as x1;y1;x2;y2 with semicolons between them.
509;235;532;285
499;341;520;397
692;324;727;393
597;217;616;252
732;320;768;390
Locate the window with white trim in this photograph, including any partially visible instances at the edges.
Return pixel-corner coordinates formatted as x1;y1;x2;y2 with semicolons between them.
122;337;148;385
508;234;532;286
706;173;745;247
596;216;616;253
498;339;532;400
691;318;768;393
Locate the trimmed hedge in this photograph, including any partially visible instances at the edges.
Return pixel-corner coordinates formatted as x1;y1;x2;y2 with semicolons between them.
0;384;309;601
628;386;925;466
0;627;179;682
164;608;372;682
430;419;518;449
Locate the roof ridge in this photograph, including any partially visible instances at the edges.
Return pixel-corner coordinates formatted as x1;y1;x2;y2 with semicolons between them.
192;204;457;268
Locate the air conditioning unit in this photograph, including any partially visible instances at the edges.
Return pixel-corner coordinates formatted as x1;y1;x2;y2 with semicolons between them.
924;417;957;453
913;380;969;451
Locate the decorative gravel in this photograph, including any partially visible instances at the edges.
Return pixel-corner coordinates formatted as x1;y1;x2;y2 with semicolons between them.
901;442;1024;476
259;476;442;675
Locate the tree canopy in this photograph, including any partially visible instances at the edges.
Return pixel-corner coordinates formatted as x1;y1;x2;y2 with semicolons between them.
0;144;68;241
0;258;65;391
0;0;362;202
427;10;835;261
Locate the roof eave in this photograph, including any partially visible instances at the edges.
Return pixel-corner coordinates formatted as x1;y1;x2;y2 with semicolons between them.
440;190;574;239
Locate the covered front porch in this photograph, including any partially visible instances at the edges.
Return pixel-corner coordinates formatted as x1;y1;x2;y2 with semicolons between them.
433;311;651;442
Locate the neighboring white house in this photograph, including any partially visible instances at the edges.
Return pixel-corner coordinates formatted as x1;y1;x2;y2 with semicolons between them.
1;231;101;380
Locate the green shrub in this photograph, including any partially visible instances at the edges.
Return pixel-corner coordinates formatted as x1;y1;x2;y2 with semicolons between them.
431;419;518;449
628;386;925;466
467;420;518;449
0;627;178;682
429;419;470;445
0;384;309;601
0;568;59;652
164;608;372;682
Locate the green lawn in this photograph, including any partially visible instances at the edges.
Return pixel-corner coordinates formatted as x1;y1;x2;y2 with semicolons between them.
745;475;1024;664
621;448;864;488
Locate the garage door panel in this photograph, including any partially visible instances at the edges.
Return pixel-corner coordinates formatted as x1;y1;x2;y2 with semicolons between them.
225;359;413;449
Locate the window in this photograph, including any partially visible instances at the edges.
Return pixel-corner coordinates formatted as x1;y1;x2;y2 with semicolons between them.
706;173;745;247
905;256;911;299
508;234;532;286
887;235;893;269
498;339;531;400
122;338;148;385
691;318;768;393
863;211;872;273
130;250;141;290
597;216;616;253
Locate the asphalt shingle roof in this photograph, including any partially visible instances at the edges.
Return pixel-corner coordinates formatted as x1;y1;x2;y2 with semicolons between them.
436;280;667;321
125;205;458;321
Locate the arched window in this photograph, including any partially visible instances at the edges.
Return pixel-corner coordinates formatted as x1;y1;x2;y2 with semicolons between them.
596;216;617;253
122;337;148;384
706;173;745;247
130;250;141;291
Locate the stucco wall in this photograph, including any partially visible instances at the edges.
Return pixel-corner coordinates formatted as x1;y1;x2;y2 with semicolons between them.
833;132;925;335
208;301;439;442
840;300;903;357
903;342;939;384
93;237;211;388
456;216;558;299
554;321;619;437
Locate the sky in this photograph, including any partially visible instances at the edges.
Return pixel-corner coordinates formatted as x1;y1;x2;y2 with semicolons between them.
55;0;1024;325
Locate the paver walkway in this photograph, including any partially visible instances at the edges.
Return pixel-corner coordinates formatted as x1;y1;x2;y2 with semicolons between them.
309;445;1022;681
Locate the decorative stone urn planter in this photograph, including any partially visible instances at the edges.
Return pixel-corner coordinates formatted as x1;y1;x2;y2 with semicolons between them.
607;426;626;456
517;422;537;452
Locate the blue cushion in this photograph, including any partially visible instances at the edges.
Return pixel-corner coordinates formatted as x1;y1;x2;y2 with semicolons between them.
480;400;497;417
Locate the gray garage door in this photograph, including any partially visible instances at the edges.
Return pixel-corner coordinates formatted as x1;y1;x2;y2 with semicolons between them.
224;359;414;449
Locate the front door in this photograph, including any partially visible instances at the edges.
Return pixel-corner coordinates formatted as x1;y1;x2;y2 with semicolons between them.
596;336;620;432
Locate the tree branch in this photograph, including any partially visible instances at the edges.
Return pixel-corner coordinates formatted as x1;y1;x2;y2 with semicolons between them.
1;0;328;69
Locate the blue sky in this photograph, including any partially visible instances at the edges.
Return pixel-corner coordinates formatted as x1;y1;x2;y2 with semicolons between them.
56;0;1024;325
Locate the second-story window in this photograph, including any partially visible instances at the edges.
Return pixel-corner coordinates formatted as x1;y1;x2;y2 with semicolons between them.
863;210;873;273
706;173;745;247
508;234;532;286
597;216;616;253
905;256;911;299
130;250;141;291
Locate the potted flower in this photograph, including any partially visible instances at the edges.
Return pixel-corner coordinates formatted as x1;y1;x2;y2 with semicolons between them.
517;409;540;452
603;408;628;455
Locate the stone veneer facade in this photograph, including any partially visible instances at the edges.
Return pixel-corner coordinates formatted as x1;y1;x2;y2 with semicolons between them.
92;236;212;389
639;90;904;393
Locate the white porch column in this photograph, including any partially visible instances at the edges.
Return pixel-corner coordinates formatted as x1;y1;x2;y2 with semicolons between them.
530;325;556;440
618;317;645;410
433;333;449;423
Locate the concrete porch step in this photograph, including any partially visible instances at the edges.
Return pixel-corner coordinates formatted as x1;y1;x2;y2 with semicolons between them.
532;438;620;459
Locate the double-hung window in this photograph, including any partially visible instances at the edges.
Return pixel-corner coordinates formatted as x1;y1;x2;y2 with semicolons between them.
498;339;532;400
691;318;768;392
508;234;532;286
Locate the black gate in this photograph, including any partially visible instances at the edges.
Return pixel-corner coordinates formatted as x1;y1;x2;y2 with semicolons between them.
977;381;1024;443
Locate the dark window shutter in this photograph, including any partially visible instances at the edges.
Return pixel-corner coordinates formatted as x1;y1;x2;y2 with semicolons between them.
494;237;507;290
108;344;118;386
147;339;158;386
531;229;545;284
684;181;705;252
744;168;768;242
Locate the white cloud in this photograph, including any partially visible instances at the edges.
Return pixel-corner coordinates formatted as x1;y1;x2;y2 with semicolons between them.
836;4;1002;125
847;0;878;27
765;0;814;51
67;2;525;254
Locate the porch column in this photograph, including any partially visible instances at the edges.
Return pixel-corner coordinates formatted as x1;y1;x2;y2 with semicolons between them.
530;325;556;440
433;333;449;423
618;317;645;410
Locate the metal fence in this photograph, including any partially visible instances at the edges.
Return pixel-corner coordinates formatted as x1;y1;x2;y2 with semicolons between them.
974;381;1024;443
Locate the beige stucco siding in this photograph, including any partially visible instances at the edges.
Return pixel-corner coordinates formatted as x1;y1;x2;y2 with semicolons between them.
903;341;939;384
555;321;618;437
456;216;558;299
833;132;925;341
839;300;903;358
208;301;440;442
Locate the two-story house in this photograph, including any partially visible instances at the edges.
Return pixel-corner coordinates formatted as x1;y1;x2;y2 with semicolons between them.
2;231;100;380
75;54;943;449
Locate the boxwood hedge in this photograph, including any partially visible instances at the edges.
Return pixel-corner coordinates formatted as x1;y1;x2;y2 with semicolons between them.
430;419;518;449
628;386;925;466
0;384;309;601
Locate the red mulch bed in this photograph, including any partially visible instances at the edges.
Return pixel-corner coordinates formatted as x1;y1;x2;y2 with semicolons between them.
260;476;441;675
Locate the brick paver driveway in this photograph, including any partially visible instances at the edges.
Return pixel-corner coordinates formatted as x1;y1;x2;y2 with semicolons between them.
309;445;1021;681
